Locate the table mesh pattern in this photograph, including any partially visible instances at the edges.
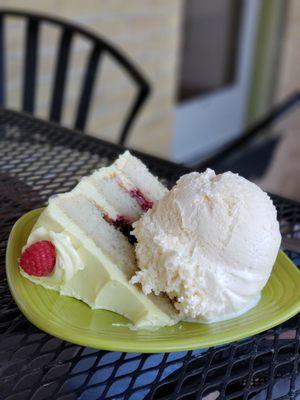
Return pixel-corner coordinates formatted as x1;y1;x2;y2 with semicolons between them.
0;110;299;400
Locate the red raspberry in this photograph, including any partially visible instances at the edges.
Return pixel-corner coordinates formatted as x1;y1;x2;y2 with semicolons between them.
19;240;56;276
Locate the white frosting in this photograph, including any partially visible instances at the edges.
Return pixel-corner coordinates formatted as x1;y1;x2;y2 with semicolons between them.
131;169;281;323
21;227;84;284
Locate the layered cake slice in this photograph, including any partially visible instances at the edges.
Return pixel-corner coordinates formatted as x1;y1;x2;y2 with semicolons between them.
19;152;177;328
75;151;166;233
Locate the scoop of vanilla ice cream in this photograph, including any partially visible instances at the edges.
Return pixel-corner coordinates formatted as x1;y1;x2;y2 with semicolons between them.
131;169;281;323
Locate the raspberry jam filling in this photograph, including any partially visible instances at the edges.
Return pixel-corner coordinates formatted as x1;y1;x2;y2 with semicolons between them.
103;213;135;242
102;188;153;241
103;213;132;229
129;188;153;212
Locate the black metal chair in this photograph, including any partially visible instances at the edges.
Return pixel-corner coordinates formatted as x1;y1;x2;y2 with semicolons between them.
194;91;300;174
0;9;150;145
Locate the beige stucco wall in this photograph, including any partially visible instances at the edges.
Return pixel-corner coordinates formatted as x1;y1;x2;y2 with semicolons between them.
276;0;300;132
0;0;182;159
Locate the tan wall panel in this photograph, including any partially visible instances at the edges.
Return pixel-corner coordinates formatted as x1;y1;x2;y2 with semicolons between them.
276;0;300;134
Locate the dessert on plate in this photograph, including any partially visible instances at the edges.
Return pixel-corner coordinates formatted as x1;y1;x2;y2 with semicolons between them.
19;151;178;329
19;152;281;328
132;169;281;323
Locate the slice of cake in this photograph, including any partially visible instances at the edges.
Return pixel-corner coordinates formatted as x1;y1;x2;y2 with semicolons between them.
75;151;166;232
19;152;177;329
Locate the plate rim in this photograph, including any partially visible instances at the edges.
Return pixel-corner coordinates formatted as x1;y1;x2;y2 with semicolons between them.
5;209;300;353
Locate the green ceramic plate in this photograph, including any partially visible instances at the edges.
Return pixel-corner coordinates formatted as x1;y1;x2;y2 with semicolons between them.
6;208;300;353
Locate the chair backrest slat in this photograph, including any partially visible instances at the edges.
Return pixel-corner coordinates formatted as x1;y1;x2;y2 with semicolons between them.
119;85;149;146
22;18;40;114
0;9;150;144
49;28;73;123
74;43;103;131
0;15;5;107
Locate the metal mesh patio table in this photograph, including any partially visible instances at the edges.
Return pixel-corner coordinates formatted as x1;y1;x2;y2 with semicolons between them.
0;109;299;400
